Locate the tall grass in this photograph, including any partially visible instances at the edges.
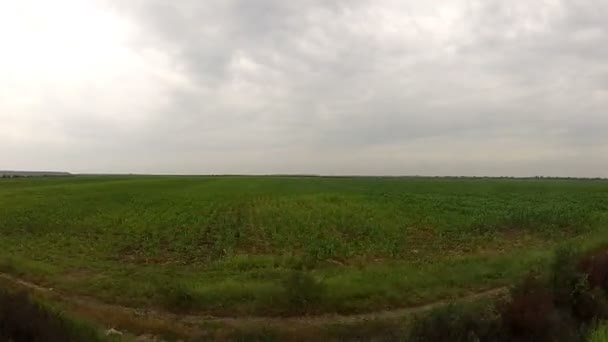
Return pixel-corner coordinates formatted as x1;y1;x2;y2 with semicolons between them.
589;323;608;342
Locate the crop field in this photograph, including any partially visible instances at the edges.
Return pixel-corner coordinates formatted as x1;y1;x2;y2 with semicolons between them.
1;176;608;318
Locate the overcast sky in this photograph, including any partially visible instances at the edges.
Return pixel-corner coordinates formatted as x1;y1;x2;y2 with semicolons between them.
1;0;607;176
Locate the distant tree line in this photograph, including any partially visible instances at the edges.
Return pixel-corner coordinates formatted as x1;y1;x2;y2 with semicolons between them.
0;171;72;178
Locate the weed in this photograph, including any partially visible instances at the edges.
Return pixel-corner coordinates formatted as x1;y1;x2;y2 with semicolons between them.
589;322;608;342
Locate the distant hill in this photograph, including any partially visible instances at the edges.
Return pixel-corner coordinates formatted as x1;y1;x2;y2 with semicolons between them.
0;170;72;177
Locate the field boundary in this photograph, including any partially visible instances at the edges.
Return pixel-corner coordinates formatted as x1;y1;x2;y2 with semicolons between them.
0;272;508;329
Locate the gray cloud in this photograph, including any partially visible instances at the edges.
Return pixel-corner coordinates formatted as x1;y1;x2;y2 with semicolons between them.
1;0;607;176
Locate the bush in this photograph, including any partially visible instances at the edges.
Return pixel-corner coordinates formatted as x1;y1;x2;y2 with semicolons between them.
579;247;608;291
499;275;573;341
281;270;325;311
407;246;608;342
0;289;101;342
552;245;608;322
570;277;608;323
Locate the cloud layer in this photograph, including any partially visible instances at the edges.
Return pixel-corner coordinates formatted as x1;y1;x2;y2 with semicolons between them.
1;0;607;176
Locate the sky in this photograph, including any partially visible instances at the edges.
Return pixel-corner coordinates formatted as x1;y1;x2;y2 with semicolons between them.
1;0;607;177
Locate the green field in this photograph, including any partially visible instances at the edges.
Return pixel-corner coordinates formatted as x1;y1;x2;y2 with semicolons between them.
1;176;608;317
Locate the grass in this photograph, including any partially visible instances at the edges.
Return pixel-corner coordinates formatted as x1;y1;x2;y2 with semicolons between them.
589;323;608;342
1;175;608;316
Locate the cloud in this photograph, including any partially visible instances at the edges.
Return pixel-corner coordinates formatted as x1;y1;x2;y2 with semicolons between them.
1;0;607;176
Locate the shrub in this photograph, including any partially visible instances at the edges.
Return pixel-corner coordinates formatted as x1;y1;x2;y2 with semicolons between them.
579;247;608;291
281;270;325;311
570;277;608;323
499;274;570;341
407;246;608;342
551;245;608;322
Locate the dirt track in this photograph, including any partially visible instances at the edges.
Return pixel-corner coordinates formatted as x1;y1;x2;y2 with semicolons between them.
0;273;509;338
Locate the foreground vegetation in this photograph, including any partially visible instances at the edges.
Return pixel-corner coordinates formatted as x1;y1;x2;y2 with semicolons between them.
406;244;608;342
0;285;101;341
1;176;607;317
7;242;608;341
589;322;608;342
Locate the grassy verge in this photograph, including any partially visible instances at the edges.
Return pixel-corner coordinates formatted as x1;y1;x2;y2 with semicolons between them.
8;241;608;341
589;323;608;342
1;230;606;316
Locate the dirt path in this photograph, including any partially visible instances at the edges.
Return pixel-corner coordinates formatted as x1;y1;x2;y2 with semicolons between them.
0;273;509;338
